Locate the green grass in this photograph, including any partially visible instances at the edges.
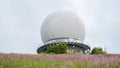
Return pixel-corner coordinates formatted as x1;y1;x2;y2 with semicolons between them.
0;53;120;68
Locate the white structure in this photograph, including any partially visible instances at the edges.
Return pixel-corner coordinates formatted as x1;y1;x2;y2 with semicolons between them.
41;11;85;43
37;11;90;53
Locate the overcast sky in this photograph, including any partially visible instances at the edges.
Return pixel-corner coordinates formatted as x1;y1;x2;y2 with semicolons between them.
0;0;120;54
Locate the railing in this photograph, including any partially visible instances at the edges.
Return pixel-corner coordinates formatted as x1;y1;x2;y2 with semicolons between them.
45;37;81;45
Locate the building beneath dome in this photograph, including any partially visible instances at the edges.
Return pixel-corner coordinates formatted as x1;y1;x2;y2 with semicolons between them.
37;10;90;54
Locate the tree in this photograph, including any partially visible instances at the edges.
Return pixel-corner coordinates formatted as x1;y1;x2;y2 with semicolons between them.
91;47;106;54
46;43;68;54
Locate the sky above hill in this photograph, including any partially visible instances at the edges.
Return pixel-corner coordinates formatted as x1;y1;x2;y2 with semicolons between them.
0;0;120;54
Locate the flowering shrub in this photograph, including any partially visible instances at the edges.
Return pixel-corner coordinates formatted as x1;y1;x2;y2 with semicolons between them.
0;53;120;68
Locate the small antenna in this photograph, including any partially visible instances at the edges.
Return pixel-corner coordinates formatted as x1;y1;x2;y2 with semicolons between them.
103;44;106;52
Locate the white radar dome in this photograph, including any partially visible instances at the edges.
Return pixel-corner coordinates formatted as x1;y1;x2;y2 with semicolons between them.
41;11;86;43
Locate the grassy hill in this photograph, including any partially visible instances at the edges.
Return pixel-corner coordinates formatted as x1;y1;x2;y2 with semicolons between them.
0;53;120;68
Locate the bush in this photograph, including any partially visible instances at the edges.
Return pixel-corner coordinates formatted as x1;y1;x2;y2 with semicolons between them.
91;47;106;54
46;43;68;54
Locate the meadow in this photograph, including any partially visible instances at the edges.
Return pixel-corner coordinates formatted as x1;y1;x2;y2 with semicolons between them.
0;53;120;68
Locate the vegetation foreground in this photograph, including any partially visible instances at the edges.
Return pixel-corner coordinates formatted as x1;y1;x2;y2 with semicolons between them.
0;53;120;68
